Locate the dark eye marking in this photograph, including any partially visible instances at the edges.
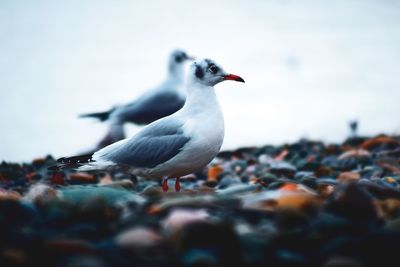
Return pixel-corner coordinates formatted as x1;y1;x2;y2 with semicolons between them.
195;66;204;79
209;65;219;74
175;55;183;63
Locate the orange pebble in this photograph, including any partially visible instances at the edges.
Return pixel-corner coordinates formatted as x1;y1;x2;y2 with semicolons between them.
207;165;223;181
361;136;400;151
279;183;298;191
0;189;22;201
337;172;361;183
69;172;96;183
274;149;289;161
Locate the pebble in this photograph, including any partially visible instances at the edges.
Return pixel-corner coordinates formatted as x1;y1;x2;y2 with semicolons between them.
338;149;371;160
115;226;162;249
217;174;242;189
360;135;400;151
269;161;297;178
0;188;22;201
324;183;378;223
68;172;97;184
23;183;60;203
337;171;361;183
207;164;224;181
162;208;210;233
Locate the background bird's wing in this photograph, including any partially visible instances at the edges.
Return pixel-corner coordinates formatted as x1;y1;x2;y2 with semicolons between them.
113;91;185;124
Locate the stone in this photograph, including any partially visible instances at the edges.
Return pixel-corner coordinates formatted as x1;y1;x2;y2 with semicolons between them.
324;183;378;223
162;208;210;233
115;226;162;249
337;172;361;183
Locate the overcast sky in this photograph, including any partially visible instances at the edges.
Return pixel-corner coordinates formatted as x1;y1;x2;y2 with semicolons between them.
1;0;400;162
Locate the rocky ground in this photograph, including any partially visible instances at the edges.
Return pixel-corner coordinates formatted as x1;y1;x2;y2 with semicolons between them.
1;134;400;267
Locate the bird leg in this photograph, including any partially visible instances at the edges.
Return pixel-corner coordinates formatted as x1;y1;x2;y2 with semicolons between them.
162;177;169;192
162;177;181;192
175;177;181;192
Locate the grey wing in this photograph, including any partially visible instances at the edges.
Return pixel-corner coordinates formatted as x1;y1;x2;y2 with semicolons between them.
98;118;190;168
113;91;185;125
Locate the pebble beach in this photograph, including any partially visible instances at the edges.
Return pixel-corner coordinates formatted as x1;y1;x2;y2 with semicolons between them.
1;134;400;267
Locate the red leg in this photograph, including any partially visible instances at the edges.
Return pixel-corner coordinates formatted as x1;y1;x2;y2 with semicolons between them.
174;177;181;192
162;177;169;192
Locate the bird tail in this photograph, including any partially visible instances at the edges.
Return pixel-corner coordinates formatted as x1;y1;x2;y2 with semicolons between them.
79;108;115;122
48;153;95;171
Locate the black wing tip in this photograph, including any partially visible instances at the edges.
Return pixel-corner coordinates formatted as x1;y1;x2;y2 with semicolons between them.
47;153;95;171
57;157;67;163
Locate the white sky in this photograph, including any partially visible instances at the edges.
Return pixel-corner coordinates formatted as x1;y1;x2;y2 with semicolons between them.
1;0;400;162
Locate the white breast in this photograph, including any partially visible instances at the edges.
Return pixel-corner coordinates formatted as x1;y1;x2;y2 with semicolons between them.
147;86;225;178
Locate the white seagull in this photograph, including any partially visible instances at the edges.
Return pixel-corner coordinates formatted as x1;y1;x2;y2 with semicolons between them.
79;50;194;149
56;58;245;191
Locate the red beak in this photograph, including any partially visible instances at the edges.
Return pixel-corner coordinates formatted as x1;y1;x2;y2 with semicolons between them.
223;74;245;83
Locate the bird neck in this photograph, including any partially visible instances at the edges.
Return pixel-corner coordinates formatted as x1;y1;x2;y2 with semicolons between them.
180;83;220;116
168;64;185;84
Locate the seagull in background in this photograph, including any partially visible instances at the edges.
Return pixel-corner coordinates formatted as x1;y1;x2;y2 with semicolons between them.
349;120;358;138
80;50;194;150
55;58;245;192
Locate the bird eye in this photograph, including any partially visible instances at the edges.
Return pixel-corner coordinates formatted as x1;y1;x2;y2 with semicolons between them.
175;55;183;63
209;65;219;74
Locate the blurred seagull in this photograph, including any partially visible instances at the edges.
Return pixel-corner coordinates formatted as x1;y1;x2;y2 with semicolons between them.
80;50;194;149
55;58;245;191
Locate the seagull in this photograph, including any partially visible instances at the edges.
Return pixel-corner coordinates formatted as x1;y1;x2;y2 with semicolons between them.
55;58;245;192
79;50;194;149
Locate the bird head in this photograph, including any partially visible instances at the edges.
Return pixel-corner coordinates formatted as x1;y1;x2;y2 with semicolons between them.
168;50;195;72
189;58;245;86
